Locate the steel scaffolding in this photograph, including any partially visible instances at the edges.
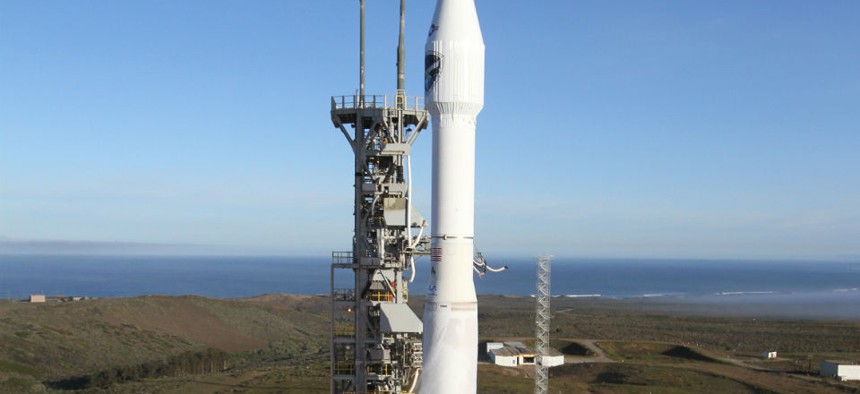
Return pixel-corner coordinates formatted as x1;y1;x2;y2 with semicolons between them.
328;2;429;393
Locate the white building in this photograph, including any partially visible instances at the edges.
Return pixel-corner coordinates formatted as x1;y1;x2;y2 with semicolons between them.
820;361;860;381
487;342;564;368
28;294;46;303
761;351;777;359
541;352;565;367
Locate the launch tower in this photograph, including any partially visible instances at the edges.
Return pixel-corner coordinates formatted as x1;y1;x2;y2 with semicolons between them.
329;1;429;393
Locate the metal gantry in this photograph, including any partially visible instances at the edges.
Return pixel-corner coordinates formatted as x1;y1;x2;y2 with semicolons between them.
535;255;552;394
328;3;429;392
329;94;429;394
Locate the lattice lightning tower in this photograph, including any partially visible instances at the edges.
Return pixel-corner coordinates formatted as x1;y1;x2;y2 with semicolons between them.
535;255;552;394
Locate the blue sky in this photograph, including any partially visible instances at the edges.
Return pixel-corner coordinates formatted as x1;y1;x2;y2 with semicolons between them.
1;0;857;260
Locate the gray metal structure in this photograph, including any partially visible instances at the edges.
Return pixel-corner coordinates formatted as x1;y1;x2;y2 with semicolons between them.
329;1;429;393
534;255;552;394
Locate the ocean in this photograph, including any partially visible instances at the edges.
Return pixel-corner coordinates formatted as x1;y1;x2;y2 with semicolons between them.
1;254;858;318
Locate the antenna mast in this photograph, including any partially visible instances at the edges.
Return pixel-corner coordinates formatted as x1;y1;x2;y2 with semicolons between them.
396;0;406;106
359;0;365;104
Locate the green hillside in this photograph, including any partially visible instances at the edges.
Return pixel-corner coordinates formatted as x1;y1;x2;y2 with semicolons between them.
0;294;328;392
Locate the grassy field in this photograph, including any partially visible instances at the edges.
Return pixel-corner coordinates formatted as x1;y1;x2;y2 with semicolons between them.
0;294;328;392
473;295;860;394
1;294;859;393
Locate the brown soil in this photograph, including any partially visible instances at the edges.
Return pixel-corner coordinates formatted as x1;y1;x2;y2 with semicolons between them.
103;296;265;352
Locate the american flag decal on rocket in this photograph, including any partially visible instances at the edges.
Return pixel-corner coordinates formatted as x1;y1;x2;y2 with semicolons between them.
430;247;442;262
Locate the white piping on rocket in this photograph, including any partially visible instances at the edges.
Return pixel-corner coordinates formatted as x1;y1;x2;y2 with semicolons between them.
405;154;413;283
473;263;507;275
406;154;412;244
407;222;426;283
369;194;380;218
407;220;425;283
406;153;417;284
406;153;427;249
410;220;426;249
473;251;509;276
408;256;417;283
408;368;421;393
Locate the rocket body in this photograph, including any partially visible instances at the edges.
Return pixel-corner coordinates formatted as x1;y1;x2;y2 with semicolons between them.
421;0;484;393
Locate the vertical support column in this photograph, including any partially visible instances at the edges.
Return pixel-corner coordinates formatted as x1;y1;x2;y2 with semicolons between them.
353;110;368;391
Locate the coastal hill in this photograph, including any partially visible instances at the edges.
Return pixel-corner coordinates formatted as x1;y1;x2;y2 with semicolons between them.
1;295;859;393
0;294;328;392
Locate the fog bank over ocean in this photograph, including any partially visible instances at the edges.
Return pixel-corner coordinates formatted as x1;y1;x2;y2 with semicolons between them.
1;255;857;319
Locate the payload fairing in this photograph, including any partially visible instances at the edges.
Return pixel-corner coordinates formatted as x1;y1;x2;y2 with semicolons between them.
421;0;484;392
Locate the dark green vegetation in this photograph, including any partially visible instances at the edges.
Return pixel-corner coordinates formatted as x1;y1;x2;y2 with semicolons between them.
47;348;230;390
1;294;858;393
553;339;595;357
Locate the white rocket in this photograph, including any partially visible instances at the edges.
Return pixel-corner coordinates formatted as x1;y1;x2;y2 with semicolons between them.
421;0;484;392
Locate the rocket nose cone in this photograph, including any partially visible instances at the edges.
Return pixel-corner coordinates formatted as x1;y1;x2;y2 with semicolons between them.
427;0;484;44
425;0;485;111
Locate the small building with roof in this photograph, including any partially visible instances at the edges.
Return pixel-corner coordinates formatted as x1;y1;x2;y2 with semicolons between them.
487;341;564;368
28;294;46;303
820;360;860;381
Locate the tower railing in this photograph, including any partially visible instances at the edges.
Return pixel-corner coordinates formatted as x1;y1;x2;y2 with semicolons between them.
332;251;354;266
331;95;424;111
